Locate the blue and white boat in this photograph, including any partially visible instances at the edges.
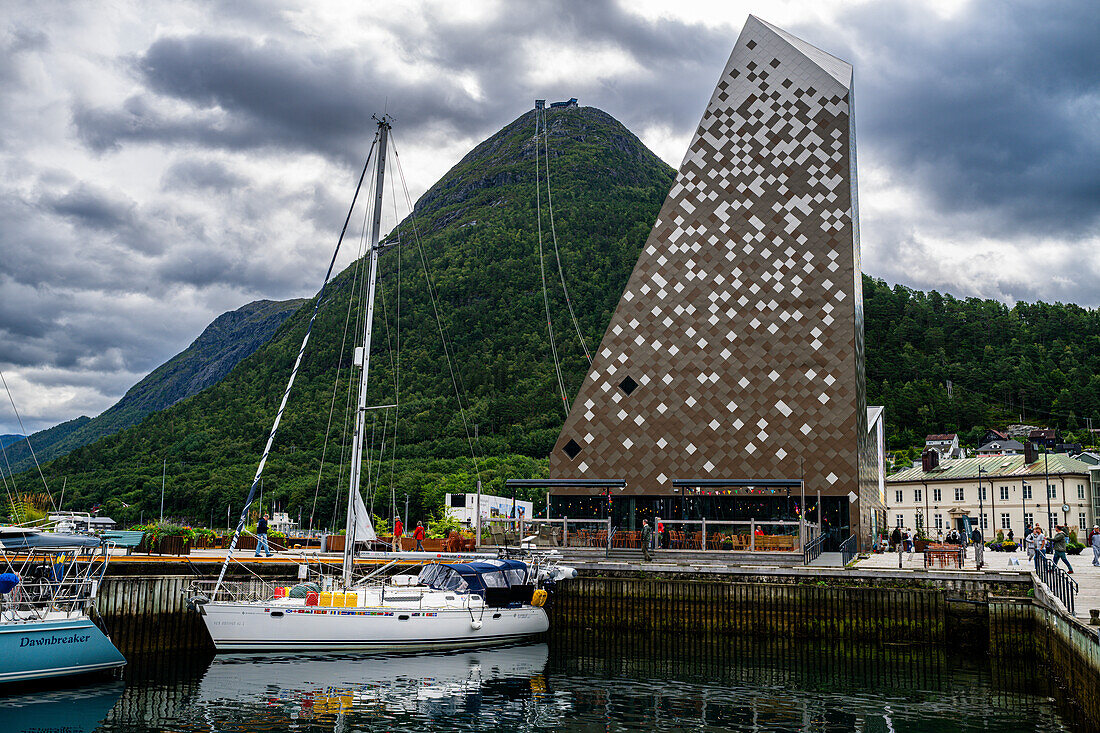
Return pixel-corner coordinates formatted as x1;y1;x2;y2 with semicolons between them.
0;527;126;684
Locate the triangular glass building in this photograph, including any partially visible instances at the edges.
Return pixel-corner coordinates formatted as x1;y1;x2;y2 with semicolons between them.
547;16;886;547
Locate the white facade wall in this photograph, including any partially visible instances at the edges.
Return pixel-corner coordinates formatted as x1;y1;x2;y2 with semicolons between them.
887;473;1094;539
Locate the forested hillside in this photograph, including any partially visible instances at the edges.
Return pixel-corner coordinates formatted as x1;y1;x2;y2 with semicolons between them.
15;106;1100;526
1;299;305;475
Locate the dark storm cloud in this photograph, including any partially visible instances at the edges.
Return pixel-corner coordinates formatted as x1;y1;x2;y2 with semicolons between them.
162;158;248;192
835;0;1100;236
72;3;733;167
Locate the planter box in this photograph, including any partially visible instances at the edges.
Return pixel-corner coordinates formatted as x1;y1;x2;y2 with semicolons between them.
139;534;191;556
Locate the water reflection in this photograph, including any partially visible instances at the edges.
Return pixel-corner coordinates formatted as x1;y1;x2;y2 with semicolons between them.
72;630;1093;732
0;682;123;733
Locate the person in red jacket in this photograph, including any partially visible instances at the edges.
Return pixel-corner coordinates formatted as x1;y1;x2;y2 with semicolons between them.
413;521;425;551
392;516;404;552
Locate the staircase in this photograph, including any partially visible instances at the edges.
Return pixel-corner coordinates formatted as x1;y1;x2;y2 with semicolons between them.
606;548;646;562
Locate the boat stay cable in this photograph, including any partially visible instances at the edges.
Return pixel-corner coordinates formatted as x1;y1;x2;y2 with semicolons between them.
538;105;592;365
0;368;54;509
390;139;485;488
533;111;570;415
214;134;378;595
306;202;370;534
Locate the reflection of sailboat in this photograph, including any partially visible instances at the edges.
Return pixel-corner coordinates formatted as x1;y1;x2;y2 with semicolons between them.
193;115;573;652
0;681;123;733
193;644;553;726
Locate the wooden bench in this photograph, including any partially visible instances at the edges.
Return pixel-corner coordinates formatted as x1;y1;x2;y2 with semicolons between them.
101;530;145;555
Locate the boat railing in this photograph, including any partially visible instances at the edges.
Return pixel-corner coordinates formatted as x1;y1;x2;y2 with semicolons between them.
188;578;282;604
2;577;100;618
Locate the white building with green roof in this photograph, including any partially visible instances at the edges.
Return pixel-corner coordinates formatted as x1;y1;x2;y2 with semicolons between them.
885;454;1099;539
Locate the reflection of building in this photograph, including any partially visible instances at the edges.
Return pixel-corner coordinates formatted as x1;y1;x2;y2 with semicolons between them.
886;454;1097;537
445;494;534;526
545;16;884;546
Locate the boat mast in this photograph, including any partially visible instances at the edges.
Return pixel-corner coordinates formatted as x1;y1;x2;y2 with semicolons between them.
343;115;390;587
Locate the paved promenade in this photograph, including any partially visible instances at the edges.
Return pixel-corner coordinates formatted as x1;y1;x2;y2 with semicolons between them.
855;546;1100;622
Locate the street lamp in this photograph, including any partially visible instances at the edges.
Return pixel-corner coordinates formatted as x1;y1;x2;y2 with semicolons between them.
1043;447;1052;534
977;466;986;539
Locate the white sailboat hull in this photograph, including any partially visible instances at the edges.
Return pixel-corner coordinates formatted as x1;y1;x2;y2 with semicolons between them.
199;602;549;652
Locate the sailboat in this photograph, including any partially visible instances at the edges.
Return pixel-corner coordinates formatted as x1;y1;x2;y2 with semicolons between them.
191;116;573;652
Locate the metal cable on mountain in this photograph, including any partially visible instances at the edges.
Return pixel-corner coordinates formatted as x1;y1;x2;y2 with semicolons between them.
534;106;570;414
539;106;593;366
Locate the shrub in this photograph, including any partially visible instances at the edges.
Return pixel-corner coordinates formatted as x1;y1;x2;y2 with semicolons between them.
1002;541;1017;551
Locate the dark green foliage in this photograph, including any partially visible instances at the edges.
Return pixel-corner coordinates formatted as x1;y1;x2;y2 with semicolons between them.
16;107;1100;525
863;277;1100;449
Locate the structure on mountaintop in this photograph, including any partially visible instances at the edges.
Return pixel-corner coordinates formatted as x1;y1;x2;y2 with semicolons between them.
546;15;885;546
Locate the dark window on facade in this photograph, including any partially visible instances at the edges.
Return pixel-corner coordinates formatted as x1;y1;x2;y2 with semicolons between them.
563;439;582;459
619;376;638;395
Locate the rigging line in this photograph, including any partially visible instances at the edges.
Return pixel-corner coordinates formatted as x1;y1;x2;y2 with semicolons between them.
534;108;570;414
215;133;378;593
332;167;376;532
387;141;401;504
540;107;592;365
307;217;369;534
0;437;17;520
389;138;484;486
0;368;54;508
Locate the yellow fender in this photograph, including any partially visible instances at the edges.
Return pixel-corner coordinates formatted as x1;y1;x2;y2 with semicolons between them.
530;589;548;607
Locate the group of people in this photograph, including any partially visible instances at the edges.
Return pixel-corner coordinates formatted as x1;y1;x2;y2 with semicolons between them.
1025;524;1077;574
250;513;429;558
388;517;427;552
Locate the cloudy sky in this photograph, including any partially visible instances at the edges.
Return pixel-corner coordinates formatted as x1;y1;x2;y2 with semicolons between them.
1;0;1098;434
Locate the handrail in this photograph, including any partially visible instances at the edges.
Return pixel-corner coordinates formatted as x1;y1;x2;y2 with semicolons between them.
1034;553;1079;615
803;532;825;565
839;535;857;565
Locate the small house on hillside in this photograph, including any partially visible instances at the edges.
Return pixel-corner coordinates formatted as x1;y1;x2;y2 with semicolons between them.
924;433;962;460
976;438;1025;456
980;429;1009;445
1029;428;1061;449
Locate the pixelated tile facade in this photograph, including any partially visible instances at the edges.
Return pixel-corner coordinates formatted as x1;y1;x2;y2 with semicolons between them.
550;16;878;511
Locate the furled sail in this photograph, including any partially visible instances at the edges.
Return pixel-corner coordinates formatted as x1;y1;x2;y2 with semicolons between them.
352;489;377;541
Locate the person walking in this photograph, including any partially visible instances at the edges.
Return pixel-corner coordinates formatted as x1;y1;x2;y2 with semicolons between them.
413;521;425;551
890;526;902;551
970;525;984;570
1091;525;1100;567
1007;528;1015;548
1050;526;1074;574
392;516;404;553
255;513;272;557
1030;526;1046;573
641;519;653;562
1025;526;1037;561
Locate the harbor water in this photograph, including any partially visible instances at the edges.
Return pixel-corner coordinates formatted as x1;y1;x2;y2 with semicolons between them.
4;629;1092;733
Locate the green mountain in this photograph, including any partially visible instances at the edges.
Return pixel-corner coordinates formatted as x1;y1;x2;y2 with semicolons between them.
30;106;673;527
19;106;1100;526
1;434;26;449
2;299;305;476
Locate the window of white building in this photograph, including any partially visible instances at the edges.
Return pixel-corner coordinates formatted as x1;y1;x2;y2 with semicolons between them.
933;489;942;502
896;515;904;528
1000;513;1011;530
914;488;922;502
980;514;988;530
978;486;987;501
934;514;943;530
895;490;903;504
1078;484;1085;500
1080;513;1087;530
1000;486;1009;501
1024;512;1034;528
954;488;964;501
1023;485;1032;500
1048;485;1057;499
